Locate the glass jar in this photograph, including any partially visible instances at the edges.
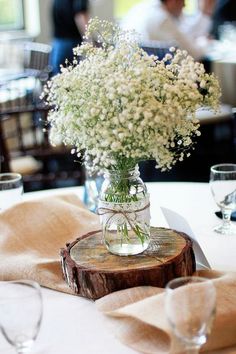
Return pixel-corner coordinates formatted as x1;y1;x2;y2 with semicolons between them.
98;166;150;256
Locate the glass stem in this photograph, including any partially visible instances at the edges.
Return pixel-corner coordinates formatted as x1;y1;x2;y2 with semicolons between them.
222;208;232;228
15;343;32;354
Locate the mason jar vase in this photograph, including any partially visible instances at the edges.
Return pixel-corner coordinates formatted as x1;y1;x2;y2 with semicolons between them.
98;166;151;256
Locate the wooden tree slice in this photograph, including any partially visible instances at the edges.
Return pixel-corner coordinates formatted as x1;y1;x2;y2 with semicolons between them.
60;227;196;300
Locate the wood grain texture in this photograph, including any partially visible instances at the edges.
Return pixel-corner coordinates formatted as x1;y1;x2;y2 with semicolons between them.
60;227;196;300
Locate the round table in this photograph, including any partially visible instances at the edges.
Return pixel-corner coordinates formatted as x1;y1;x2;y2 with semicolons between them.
1;182;235;354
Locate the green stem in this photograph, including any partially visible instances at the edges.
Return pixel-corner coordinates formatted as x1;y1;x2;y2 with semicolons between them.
103;167;149;245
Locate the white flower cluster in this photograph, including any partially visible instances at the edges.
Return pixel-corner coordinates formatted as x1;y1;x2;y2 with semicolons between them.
42;18;220;172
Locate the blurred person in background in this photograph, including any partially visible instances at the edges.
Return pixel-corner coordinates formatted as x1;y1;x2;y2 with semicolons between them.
121;0;215;60
50;0;89;76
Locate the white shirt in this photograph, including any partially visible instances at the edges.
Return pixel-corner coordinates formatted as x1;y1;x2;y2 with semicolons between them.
121;0;212;60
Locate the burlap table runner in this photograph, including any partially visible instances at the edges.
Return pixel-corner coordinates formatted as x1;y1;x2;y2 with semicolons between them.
96;270;236;353
0;194;100;294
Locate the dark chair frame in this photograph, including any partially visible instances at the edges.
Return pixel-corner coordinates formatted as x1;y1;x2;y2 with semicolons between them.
0;104;85;191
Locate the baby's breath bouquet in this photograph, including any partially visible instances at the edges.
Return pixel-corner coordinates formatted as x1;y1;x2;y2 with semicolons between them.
43;18;220;173
42;18;220;255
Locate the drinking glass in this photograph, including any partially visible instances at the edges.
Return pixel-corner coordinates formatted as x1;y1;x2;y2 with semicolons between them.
165;276;216;354
210;164;236;235
0;280;43;354
0;173;23;211
83;168;104;212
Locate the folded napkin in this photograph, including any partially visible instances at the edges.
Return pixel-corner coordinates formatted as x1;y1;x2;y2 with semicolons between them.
0;194;100;294
96;270;236;353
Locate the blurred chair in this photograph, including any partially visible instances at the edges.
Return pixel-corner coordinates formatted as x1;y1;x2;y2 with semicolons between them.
0;41;52;83
193;104;236;174
23;42;52;106
212;59;236;107
23;42;52;80
0;41;52;113
0;104;85;192
0;42;85;192
139;105;236;183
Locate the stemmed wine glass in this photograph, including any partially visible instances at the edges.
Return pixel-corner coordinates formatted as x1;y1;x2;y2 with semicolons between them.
0;280;43;354
210;163;236;235
165;276;216;354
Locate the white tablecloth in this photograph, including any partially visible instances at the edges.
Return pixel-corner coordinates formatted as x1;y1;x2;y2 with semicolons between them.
1;182;235;354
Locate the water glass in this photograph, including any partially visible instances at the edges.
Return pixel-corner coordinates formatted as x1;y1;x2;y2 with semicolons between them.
165;276;216;354
210;164;236;235
83;169;103;212
0;173;23;211
0;280;43;354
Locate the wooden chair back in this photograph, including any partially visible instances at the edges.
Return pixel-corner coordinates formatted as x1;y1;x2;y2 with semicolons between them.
0;104;85;191
23;42;52;78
